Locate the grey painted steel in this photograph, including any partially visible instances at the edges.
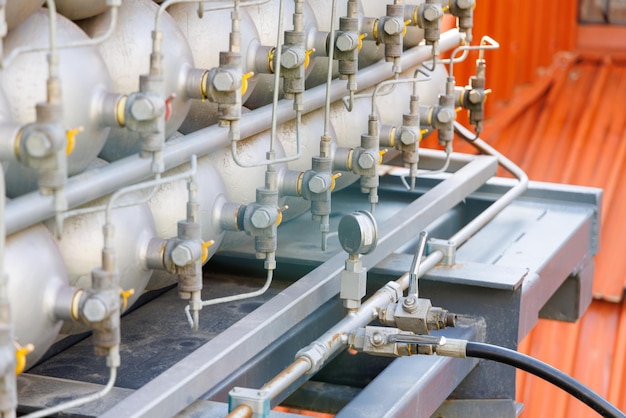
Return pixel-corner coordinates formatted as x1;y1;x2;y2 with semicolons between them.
100;154;497;418
432;399;521;418
5;30;463;235
335;325;479;418
17;375;300;418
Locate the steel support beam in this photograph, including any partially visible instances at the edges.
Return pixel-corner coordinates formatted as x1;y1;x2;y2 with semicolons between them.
100;155;497;418
335;325;479;418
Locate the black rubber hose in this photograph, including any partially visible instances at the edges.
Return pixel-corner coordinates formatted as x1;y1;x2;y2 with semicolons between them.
465;342;625;418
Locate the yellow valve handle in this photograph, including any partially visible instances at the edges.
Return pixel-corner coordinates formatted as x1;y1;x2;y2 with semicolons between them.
442;4;450;13
15;342;34;376
456;107;462;113
66;126;84;156
201;240;215;264
304;48;316;69
402;20;411;37
483;88;492;102
330;172;342;192
276;205;289;227
120;288;135;311
358;33;367;51
378;149;388;164
420;128;430;141
241;72;254;96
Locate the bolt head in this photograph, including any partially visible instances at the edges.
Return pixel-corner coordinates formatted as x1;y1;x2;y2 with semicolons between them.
468;89;483;104
212;70;237;92
358;152;376;169
402;296;419;313
423;5;442;22
400;129;418;145
281;48;303;70
383;18;402;35
436;108;454;124
336;33;356;52
24;130;52;158
250;208;272;229
130;96;156;121
308;174;329;194
172;243;194;267
371;332;385;346
83;297;108;323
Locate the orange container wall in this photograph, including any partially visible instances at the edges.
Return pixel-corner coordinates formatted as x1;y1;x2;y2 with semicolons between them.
452;1;578;111
456;1;626;417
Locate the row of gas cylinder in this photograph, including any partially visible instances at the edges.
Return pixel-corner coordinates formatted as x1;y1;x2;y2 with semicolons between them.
1;0;446;369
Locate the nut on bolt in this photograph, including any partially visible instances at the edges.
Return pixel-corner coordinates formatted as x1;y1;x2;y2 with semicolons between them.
308;174;329;194
24;130;53;158
250;208;273;229
171;243;195;267
400;129;418;145
83;297;108;323
213;70;237;92
130;96;156;121
358;152;376;169
468;89;483;104
281;48;303;69
436;108;454;124
422;5;442;22
336;33;358;52
370;331;385;346
383;18;403;35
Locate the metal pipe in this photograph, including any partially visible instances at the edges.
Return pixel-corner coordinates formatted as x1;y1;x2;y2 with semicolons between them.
263;253;443;402
184;268;274;328
450;122;529;245
22;367;118;418
225;404;253;418
260;357;311;399
323;0;338;138
1;4;119;69
5;29;463;235
257;123;529;403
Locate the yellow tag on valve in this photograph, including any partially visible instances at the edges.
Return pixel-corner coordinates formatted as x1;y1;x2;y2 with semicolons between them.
201;240;215;264
241;72;254;96
15;342;34;376
65;126;84;155
120;288;135;311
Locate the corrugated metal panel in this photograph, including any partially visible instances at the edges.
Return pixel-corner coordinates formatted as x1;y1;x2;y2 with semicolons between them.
442;2;626;416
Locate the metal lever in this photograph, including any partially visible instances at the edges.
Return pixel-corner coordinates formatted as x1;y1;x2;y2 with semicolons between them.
407;230;428;297
387;334;446;346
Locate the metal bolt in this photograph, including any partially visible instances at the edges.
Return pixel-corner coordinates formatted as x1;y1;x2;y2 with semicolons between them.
456;0;472;9
436;108;454;124
24;130;52;158
400;129;418;145
308;174;329;194
371;332;385;346
280;48;302;69
250;208;273;229
130;96;156;121
336;33;357;52
358;152;376;169
402;295;418;313
423;5;441;22
468;89;483;104
212;70;237;91
383;17;402;35
83;297;108;323
172;243;194;267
